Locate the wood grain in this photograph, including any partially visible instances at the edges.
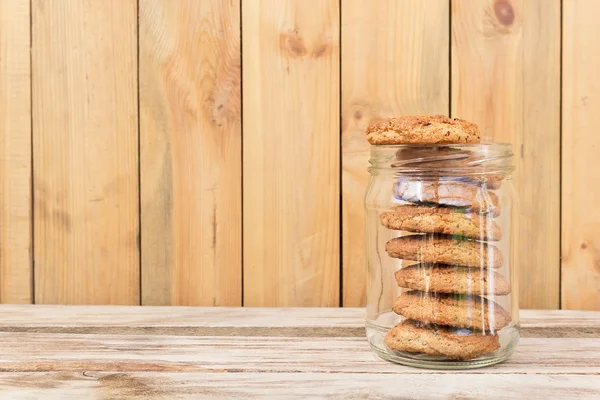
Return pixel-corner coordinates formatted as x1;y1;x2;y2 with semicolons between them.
562;0;600;311
0;334;597;374
451;0;561;309
0;373;598;400
0;0;31;303
0;305;365;327
32;0;139;304
242;0;340;306
0;307;598;397
341;0;449;307
139;0;242;306
0;306;597;331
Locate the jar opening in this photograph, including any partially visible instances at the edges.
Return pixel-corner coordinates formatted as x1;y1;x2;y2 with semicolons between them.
368;143;514;177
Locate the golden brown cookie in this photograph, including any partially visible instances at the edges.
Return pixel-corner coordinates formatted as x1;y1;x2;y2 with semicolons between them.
384;319;501;360
380;205;502;241
394;180;501;216
392;290;512;331
385;235;503;268
366;115;481;145
394;263;511;295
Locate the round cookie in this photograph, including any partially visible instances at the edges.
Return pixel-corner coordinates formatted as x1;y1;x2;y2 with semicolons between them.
385;235;503;268
394;263;511;295
380;205;502;241
392;290;512;332
394;179;501;216
384;319;501;360
366;115;481;145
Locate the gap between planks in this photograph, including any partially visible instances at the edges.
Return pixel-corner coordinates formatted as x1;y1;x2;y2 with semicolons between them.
0;326;597;338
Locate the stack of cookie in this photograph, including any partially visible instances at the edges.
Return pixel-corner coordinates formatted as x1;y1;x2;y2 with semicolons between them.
366;115;512;361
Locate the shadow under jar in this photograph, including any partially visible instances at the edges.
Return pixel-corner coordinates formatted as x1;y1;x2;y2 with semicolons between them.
365;143;519;369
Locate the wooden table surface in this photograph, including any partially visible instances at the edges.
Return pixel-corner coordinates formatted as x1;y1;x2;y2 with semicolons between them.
0;307;599;399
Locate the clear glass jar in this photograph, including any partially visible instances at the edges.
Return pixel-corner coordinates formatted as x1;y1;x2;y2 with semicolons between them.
365;143;519;369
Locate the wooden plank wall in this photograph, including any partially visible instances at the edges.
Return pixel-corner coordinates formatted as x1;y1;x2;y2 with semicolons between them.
139;0;242;306
242;0;340;307
562;0;600;311
451;0;561;309
341;0;449;307
0;0;31;303
32;0;139;304
0;0;597;310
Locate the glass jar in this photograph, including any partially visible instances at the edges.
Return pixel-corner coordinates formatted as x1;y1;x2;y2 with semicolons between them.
365;143;519;369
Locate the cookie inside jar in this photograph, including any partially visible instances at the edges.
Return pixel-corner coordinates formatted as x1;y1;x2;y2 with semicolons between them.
364;116;519;369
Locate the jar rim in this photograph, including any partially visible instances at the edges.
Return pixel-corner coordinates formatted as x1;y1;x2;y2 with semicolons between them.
369;142;512;149
368;142;514;176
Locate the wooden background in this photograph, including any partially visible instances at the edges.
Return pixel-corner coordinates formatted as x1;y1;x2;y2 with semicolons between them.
0;0;597;310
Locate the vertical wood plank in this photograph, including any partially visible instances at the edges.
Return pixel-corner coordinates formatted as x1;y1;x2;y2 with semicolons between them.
243;0;340;306
32;0;139;304
139;0;242;306
341;0;449;307
451;0;560;309
562;0;600;311
0;0;32;303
